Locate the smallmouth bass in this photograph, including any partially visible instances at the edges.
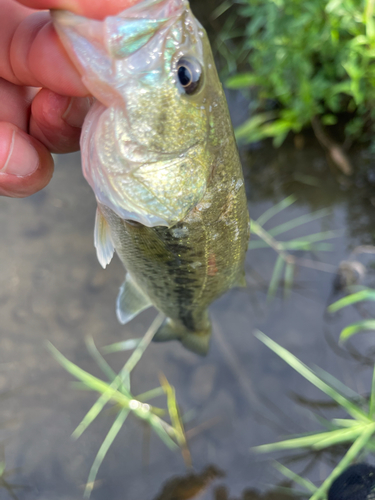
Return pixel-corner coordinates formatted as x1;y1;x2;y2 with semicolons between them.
52;0;250;355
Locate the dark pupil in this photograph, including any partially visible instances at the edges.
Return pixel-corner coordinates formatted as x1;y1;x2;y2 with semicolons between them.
178;66;192;87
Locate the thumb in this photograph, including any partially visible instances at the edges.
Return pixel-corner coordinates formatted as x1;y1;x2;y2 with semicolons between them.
0;123;54;198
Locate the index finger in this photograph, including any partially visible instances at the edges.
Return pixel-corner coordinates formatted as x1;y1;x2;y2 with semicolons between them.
16;0;141;19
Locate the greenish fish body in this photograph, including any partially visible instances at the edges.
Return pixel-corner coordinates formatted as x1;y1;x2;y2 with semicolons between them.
52;0;250;355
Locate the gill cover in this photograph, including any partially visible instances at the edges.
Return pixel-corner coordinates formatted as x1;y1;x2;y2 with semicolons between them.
52;0;212;227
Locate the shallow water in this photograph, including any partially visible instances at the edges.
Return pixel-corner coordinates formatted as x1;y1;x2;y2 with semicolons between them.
1;128;375;499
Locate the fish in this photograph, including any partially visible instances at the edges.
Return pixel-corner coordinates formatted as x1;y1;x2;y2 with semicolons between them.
52;0;250;356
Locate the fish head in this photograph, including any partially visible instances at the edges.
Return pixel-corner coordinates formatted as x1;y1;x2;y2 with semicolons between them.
52;0;222;227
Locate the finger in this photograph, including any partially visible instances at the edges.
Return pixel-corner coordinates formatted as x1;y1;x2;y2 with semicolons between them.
0;77;33;131
0;122;54;198
30;88;93;153
16;0;141;19
7;12;87;95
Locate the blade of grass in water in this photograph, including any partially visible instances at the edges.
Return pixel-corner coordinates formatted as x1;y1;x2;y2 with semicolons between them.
313;366;367;404
309;423;375;500
124;313;164;374
273;461;317;494
328;288;375;313
256;195;297;226
211;0;232;19
268;208;332;237
282;230;341;249
253;427;364;453
284;261;294;298
160;374;191;467
136;387;165;402
254;331;369;422
340;320;375;341
101;338;142;354
267;255;285;299
86;337;118;384
74;313;164;439
369;365;375;418
84;407;130;498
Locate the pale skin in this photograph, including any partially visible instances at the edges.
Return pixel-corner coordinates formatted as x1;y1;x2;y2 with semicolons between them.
0;0;142;198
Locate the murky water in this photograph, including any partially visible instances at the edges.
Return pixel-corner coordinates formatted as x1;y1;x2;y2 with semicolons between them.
2;5;375;500
1;130;375;500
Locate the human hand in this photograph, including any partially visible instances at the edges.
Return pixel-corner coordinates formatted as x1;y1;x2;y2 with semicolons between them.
0;0;141;198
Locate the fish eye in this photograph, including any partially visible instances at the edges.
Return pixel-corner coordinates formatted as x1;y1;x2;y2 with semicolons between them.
176;57;202;95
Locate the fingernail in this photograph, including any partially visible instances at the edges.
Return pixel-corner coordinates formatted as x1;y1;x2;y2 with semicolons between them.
0;129;39;177
62;97;93;128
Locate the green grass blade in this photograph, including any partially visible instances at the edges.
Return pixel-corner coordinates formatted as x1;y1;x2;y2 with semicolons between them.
86;337;118;383
328;288;375;313
273;461;317;493
123;313;164;374
254;331;369;422
370;365;375;419
282;230;341;248
268;208;332;237
253;429;348;453
271;486;309;497
313;366;367;403
83;407;130;498
54;315;164;441
101;339;142;354
73;390;121;440
267;255;285;299
312;426;364;449
332;419;364;427
256;195;297;226
147;415;179;450
309;423;375;500
211;0;232;19
48;343;120;397
135;387;165;402
284;261;294;299
160;374;191;466
340;320;375;341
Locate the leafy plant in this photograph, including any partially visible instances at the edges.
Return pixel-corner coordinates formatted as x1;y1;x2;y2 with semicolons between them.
226;0;375;150
329;286;375;340
49;314;190;498
253;330;375;500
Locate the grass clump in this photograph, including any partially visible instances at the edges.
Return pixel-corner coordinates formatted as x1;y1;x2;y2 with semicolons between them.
253;330;375;499
249;195;340;298
226;0;375;150
48;314;190;498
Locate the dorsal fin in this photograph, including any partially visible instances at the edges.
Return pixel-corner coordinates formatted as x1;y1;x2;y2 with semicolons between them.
94;207;115;268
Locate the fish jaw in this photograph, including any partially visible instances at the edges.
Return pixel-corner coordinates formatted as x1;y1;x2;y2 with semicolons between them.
52;0;216;227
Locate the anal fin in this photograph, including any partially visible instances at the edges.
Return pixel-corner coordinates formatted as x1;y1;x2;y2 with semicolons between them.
116;274;152;324
94;207;114;268
153;317;211;356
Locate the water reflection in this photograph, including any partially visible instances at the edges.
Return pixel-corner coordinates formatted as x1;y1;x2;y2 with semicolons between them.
245;136;375;246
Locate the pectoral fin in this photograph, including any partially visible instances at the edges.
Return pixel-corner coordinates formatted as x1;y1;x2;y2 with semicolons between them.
94;207;114;268
153;317;211;356
116;274;152;324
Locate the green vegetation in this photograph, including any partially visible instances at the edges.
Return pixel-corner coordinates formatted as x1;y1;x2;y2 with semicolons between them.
254;330;375;500
329;286;375;340
226;0;375;149
250;195;339;298
48;314;190;498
